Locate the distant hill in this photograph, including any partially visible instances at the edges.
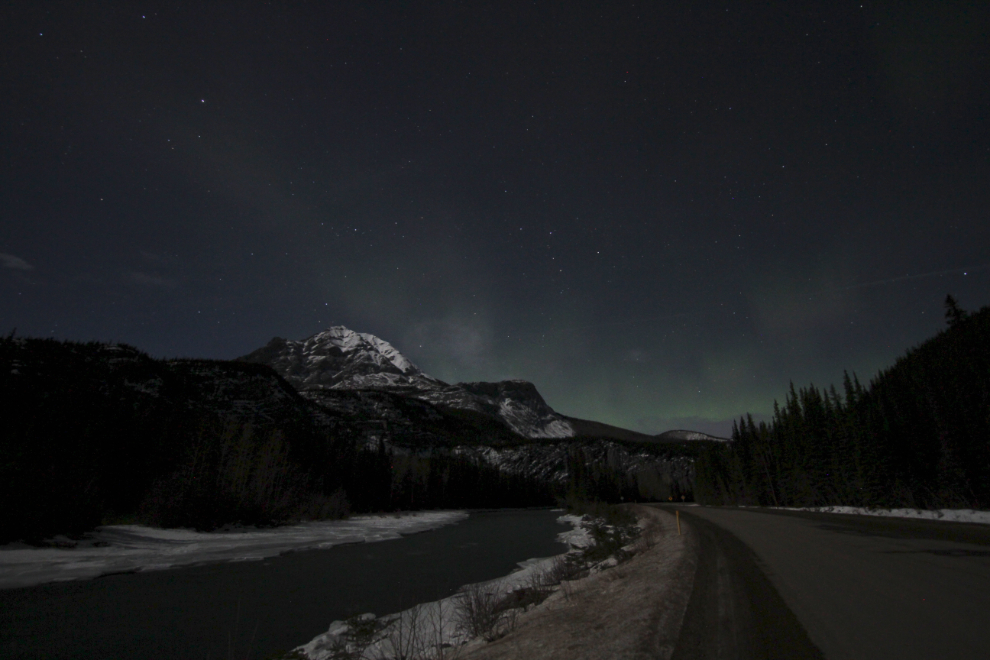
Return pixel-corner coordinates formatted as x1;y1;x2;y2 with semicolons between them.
655;429;730;443
564;416;658;443
561;418;729;444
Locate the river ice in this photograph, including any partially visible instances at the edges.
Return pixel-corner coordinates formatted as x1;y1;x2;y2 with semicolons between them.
0;511;469;589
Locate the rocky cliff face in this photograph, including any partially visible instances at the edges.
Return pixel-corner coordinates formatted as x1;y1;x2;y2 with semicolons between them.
240;326;575;438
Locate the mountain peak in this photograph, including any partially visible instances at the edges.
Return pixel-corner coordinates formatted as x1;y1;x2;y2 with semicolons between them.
311;326;420;375
240;326;577;439
239;325;430;390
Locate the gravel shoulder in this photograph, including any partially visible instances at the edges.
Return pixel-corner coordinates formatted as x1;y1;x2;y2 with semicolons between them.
458;505;696;660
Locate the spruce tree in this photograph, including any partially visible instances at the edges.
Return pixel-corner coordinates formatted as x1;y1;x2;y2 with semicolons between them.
945;294;967;327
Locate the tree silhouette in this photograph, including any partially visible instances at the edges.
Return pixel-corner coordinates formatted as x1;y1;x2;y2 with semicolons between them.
945;294;967;327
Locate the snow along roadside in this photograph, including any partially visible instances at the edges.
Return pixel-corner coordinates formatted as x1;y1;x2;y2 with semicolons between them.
771;506;990;525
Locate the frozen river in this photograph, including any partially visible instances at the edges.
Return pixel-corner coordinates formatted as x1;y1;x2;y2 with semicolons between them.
0;508;571;659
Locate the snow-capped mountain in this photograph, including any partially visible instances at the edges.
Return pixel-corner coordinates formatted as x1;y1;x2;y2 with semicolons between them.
239;327;442;391
239;326;576;438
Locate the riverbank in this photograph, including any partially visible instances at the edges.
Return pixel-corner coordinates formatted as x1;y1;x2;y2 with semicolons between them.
294;505;694;660
457;506;693;660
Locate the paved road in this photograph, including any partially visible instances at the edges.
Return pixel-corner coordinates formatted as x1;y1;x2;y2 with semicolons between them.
667;506;990;660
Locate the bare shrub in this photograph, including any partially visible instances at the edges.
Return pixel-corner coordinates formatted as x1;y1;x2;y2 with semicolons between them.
529;558;559;591
372;605;425;660
454;581;517;642
582;519;638;565
323;613;385;660
422;599;462;660
636;521;658;552
500;584;549;611
546;553;587;583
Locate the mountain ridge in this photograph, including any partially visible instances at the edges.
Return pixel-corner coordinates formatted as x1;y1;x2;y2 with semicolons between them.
239;325;725;443
239;326;576;439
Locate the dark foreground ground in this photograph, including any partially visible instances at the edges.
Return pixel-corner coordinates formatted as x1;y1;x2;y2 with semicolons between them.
670;506;990;660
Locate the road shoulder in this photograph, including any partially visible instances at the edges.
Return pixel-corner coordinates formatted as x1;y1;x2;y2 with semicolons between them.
459;505;695;660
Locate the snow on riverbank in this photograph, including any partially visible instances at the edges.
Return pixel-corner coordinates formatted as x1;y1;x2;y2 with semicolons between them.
296;513;587;660
0;511;469;589
774;506;990;525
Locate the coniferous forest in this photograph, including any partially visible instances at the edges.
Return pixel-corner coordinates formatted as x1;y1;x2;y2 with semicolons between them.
695;299;990;509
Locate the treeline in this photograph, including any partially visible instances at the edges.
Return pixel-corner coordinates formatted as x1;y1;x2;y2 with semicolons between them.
696;299;990;509
352;444;556;511
561;439;697;504
141;428;558;529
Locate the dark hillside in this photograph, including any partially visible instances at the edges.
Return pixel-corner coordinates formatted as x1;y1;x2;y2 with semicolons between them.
0;337;354;541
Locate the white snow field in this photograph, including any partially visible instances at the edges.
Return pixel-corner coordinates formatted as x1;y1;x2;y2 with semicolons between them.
0;511;469;589
774;506;990;524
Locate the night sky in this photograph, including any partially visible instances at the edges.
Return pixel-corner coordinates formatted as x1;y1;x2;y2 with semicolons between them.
3;2;989;437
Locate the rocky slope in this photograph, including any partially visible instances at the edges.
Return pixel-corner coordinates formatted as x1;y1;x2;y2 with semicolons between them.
455;440;697;499
239;326;575;438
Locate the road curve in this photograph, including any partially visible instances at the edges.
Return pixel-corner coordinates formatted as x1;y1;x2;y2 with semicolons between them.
667;506;990;660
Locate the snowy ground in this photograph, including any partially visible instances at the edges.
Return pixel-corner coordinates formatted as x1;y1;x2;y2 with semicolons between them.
295;513;589;660
772;506;990;525
0;511;468;589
